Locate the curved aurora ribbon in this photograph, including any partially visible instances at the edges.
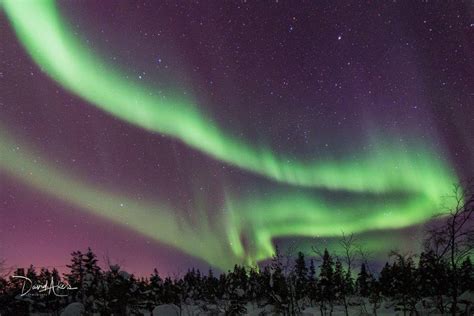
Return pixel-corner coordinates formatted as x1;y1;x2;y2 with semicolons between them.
225;189;445;263
0;129;457;269
0;0;456;194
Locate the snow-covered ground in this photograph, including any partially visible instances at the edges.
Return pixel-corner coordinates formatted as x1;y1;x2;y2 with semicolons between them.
55;291;474;315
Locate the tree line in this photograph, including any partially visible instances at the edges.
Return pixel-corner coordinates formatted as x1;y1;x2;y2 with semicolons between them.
0;247;472;315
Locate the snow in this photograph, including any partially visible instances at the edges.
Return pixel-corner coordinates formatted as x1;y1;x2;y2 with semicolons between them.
152;304;180;316
60;303;84;316
459;290;474;303
32;297;468;316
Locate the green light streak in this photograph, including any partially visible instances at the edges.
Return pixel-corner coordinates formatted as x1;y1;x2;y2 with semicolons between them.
0;0;456;194
225;189;443;263
0;129;239;269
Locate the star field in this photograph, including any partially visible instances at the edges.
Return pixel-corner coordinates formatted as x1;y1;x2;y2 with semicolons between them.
0;0;473;275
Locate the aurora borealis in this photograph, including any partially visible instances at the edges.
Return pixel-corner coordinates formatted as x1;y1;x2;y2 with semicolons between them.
1;1;473;275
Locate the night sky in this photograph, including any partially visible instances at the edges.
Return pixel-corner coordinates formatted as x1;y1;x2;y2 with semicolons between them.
1;1;473;276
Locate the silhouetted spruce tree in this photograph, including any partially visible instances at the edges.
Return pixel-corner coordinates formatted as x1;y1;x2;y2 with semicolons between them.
258;265;272;302
318;249;335;315
204;268;219;303
294;251;308;301
38;267;63;314
247;267;260;302
223;265;247;315
162;276;180;305
417;249;449;309
145;268;163;312
233;265;248;297
390;253;419;316
270;246;289;311
82;248;102;314
26;264;37;283
378;262;393;298
51;268;62;286
308;258;318;304
127;274;142;314
333;259;345;298
105;264;131;315
217;273;227;300
355;263;370;297
334;258;351;316
183;268;203;302
133;276;151;314
64;250;85;303
194;269;203;300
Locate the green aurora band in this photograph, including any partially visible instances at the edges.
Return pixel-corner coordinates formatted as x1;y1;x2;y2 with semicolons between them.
0;129;238;268
0;127;458;269
0;0;456;194
225;188;448;264
0;0;460;269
